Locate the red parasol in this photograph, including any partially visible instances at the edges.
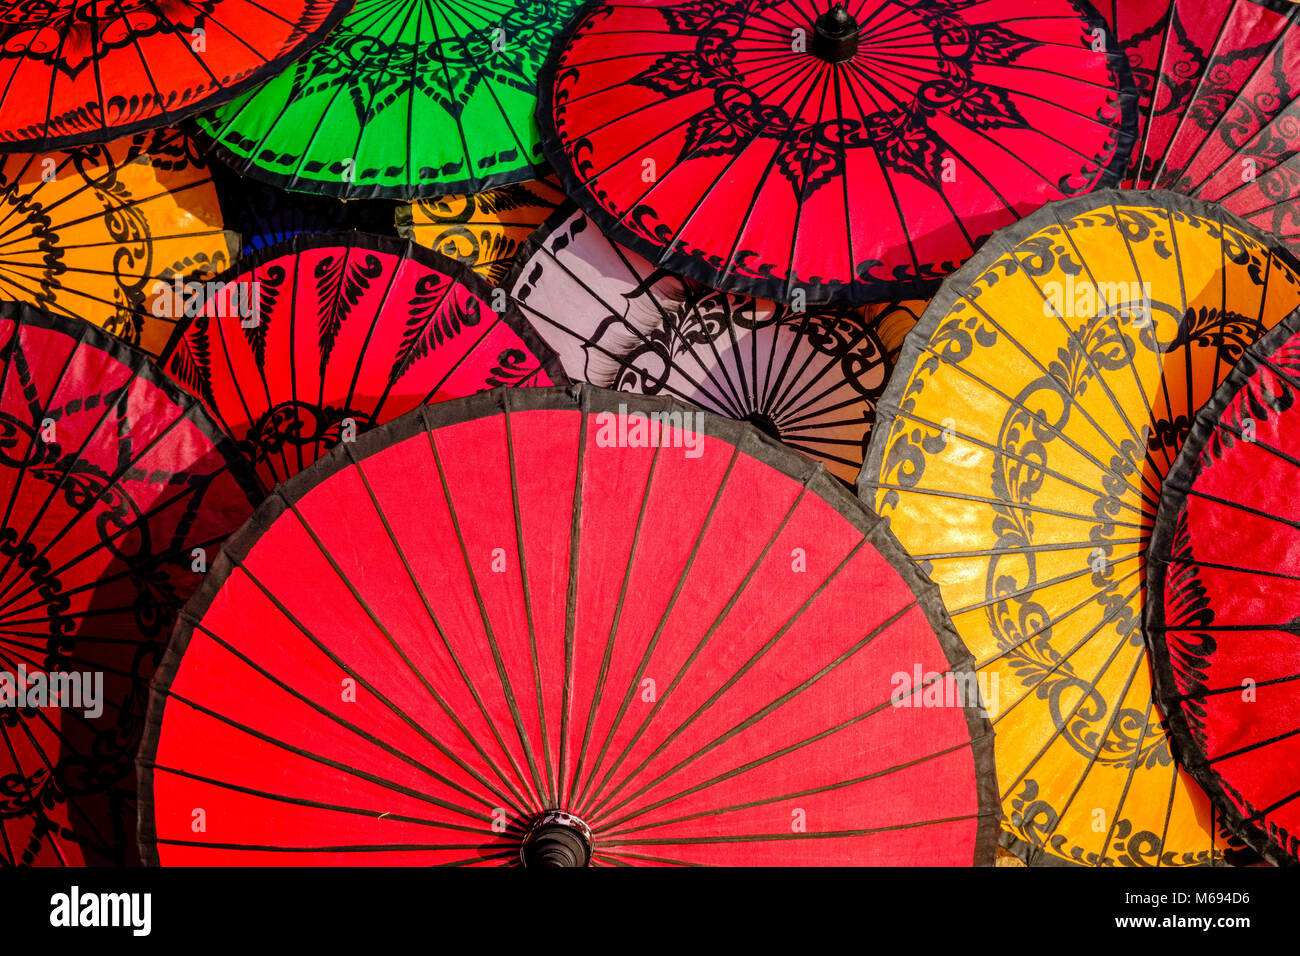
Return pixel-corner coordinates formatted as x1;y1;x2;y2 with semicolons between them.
1103;0;1300;243
538;0;1136;305
0;302;259;866
160;233;566;493
1149;311;1300;868
139;386;998;866
0;0;349;151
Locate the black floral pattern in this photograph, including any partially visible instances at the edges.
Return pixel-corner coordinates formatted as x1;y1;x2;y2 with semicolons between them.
634;0;1037;195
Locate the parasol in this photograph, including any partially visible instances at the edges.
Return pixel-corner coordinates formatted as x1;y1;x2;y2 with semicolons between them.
138;386;998;865
0;302;260;866
197;0;587;199
0;126;236;356
1149;311;1300;868
0;0;349;151
507;204;894;482
538;0;1137;305
161;232;566;493
1104;0;1300;243
859;190;1300;865
398;177;564;285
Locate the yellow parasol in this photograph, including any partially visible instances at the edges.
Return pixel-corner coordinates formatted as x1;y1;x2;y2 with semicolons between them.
0;127;235;356
397;177;564;286
860;191;1300;866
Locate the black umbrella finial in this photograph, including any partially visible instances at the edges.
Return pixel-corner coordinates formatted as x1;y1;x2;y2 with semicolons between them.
812;2;859;63
520;811;594;867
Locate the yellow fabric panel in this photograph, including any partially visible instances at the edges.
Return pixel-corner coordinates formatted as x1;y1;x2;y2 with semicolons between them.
0;127;235;356
399;177;564;287
864;195;1300;865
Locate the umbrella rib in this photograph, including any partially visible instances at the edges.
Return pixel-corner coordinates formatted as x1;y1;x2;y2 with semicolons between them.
974;575;1142;677
1164;551;1300;583
502;401;557;807
592;635;986;835
205;278;289;489
0;640;151;720
426;422;550;806
0;225;233;257
1150;12;1287;191
685;295;757;420
773;345;882;426
0;722;69;867
334;242;407;455
1030;632;1158;850
1190;119;1300;209
605;814;986;846
86;3;111;142
1133;3;1195;187
1152;714;1183;869
570;443;744;811
1209;419;1300;472
584;537;894;823
903;321;1161;513
592;849;704;866
558;52;820;214
601;735;983;838
326;450;537;811
36;12;79;161
655;60;825;285
0;648;122;857
434;2;541;192
1092;205;1185;481
154;839;499;853
264;497;533;814
409;310;510;406
870;403;1147;520
509;245;746;418
0;319;99;596
1042;204;1176;463
150;762;508;836
566;439;665;808
779;62;836;302
153;635;517;822
1182;485;1300;534
755;309;809;423
584;594;913;828
1208;723;1300;766
286;239;306;481
0;153;218;247
333;1;422;199
1164;199;1198;476
0;435;229;617
839;64;975;263
966;250;1164;495
576;474;819;814
1253;784;1300;822
994;599;1151;831
0;391;196;612
1099;199;1183;473
201;1;379;191
911;537;1144;562
556;400;588;809
954;551;1144;621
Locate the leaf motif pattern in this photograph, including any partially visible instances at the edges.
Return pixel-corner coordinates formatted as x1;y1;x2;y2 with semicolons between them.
313;251;383;374
389;274;484;382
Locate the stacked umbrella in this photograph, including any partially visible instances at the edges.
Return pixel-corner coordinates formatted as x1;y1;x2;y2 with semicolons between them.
0;0;1293;871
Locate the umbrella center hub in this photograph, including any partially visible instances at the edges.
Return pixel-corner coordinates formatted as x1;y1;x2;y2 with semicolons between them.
743;411;783;441
520;811;593;867
812;4;859;63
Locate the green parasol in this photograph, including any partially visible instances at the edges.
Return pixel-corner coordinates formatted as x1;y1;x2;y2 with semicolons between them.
196;0;583;199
